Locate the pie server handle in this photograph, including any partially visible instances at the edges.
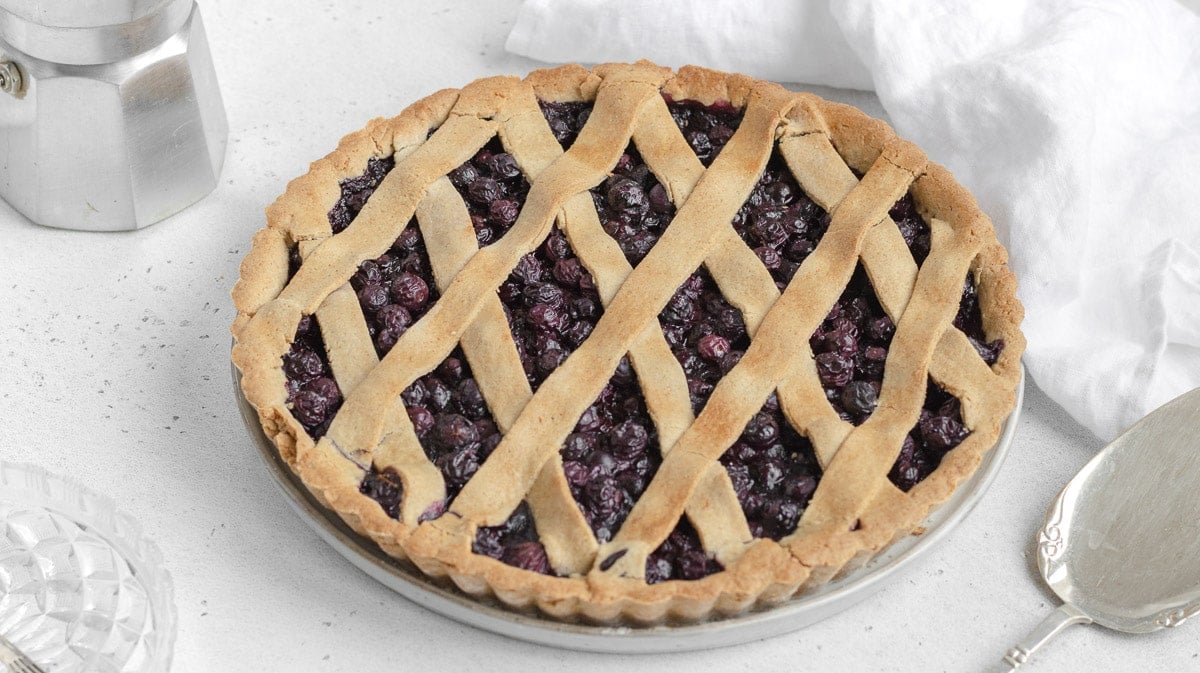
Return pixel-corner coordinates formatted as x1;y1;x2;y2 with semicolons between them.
988;602;1092;671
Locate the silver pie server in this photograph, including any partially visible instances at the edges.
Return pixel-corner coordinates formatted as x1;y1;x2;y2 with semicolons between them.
993;386;1200;670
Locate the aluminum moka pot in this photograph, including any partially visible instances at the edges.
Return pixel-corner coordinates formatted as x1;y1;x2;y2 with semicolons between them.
0;0;227;231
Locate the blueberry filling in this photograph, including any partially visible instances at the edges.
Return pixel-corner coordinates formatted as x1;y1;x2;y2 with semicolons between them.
645;517;724;584
449;138;532;248
473;502;554;575
539;101;592;150
668;98;744;167
283;315;342;438
592;102;763;272
720;400;823;540
559;357;661;544
659;269;824;543
955;275;1005;365
661;269;751;414
402;350;503;504
810;265;893;424
359;464;403;519
496;227;603;391
887;192;931;265
328;156;396;234
889;382;971;491
730;151;832;291
281;157;411;439
594;143;674;266
278;97;1007;581
352;222;441;357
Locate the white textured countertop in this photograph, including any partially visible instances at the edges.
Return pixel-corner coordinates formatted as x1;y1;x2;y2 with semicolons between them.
1;1;1194;671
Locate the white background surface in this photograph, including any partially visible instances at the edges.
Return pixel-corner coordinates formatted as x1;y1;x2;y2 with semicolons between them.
1;1;1194;671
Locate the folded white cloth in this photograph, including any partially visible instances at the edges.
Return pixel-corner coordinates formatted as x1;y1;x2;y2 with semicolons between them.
506;0;1200;441
506;0;873;90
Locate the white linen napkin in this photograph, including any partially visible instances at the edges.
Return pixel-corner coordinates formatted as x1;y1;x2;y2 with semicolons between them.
506;0;1200;441
505;0;873;90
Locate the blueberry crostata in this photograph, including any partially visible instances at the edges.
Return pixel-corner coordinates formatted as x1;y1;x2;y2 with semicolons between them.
232;62;1024;622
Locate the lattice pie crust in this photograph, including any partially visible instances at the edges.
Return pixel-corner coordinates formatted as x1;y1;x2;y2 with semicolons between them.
232;62;1023;622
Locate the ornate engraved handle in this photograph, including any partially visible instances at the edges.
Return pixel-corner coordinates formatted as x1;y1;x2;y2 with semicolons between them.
988;603;1092;672
1036;494;1067;564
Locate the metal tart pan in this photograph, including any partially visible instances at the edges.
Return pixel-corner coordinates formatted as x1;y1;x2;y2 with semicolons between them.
234;365;1023;653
